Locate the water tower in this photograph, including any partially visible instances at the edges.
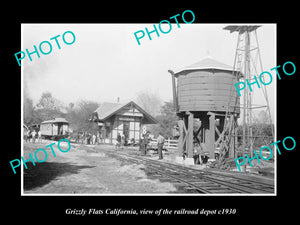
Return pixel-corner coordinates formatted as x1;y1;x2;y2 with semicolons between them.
168;56;240;164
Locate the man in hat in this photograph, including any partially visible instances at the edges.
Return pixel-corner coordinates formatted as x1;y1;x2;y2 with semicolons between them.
141;132;150;155
157;132;165;160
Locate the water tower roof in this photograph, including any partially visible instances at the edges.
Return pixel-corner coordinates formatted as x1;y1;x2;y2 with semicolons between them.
174;57;237;76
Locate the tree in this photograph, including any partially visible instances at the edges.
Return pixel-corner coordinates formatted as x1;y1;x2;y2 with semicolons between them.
148;101;177;138
36;92;57;110
253;110;271;124
34;92;64;123
66;100;99;132
135;91;162;117
236;109;274;149
68;102;74;111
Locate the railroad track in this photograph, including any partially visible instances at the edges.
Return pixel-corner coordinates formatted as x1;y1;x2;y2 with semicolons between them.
103;149;274;194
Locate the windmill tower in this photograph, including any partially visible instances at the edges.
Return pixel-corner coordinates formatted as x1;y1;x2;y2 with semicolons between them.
223;25;274;171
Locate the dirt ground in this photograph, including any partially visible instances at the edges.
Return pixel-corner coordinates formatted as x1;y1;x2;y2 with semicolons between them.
23;141;177;194
22;140;274;194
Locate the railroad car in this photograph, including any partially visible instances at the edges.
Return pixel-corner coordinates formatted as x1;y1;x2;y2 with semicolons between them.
40;118;69;140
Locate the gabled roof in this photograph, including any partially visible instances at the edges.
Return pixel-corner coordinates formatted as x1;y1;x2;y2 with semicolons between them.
95;102;126;120
174;56;240;76
93;101;157;124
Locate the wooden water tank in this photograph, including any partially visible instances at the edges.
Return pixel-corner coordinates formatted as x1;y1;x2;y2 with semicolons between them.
175;57;240;114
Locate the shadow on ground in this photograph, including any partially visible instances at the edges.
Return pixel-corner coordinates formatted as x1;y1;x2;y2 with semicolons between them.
23;162;94;191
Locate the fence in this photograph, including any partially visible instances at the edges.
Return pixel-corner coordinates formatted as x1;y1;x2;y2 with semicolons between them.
149;138;178;150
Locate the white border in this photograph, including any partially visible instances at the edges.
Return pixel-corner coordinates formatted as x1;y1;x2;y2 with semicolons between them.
20;23;277;196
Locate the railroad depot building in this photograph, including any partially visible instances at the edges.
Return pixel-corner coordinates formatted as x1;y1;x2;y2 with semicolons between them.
91;101;157;144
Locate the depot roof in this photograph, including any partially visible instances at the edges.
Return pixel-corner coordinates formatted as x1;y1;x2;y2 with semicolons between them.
93;101;157;124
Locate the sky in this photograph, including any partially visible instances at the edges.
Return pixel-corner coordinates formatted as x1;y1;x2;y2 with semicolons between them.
22;23;276;121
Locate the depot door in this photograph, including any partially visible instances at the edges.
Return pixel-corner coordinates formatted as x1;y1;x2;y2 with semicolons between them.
123;121;130;140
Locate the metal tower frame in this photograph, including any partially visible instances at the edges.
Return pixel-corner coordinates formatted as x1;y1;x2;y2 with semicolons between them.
223;25;274;171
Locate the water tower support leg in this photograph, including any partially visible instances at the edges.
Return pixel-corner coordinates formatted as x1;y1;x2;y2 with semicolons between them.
208;112;216;159
177;118;185;157
186;111;194;158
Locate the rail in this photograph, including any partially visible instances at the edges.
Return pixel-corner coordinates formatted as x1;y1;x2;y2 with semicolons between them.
103;149;274;194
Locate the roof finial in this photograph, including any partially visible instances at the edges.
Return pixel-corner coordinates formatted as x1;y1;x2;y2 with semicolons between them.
206;50;211;58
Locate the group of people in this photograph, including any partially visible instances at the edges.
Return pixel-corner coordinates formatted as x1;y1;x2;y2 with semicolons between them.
115;132;165;159
140;132;165;160
115;133;139;149
24;129;42;143
75;131;103;145
115;133;126;150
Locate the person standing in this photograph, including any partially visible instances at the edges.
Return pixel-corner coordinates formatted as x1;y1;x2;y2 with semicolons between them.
87;133;91;145
38;130;42;143
81;132;85;144
31;129;36;143
121;133;126;149
75;133;78;143
92;133;96;145
142;133;150;155
157;133;165;160
116;133;121;150
193;142;202;164
25;130;31;143
96;131;101;144
100;131;104;144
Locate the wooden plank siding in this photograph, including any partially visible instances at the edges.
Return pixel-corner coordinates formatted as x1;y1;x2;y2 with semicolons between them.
179;105;239;113
179;95;238;102
178;89;238;96
40;123;53;136
177;70;240;114
110;106;143;142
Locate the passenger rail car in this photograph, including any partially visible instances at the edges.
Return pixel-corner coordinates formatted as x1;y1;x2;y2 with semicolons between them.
40;118;69;140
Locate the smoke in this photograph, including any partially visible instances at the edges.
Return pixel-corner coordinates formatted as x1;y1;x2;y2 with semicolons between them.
23;50;58;103
22;25;59;103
